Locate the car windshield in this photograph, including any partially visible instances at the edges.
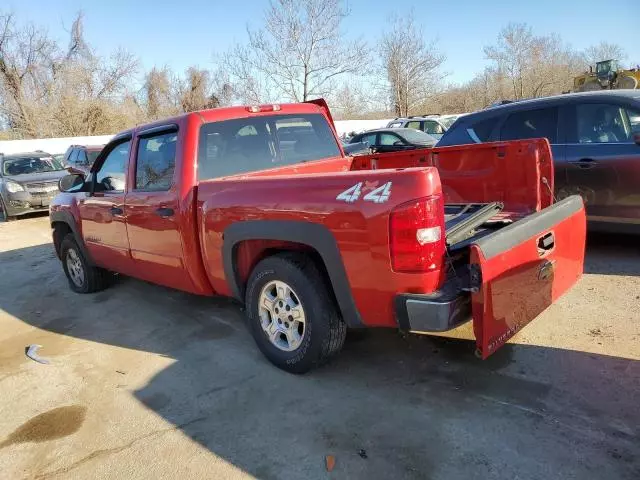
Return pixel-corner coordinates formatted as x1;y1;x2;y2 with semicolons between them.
2;156;65;176
398;129;436;145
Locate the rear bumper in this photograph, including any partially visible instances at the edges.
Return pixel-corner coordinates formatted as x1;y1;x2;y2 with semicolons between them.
395;288;471;332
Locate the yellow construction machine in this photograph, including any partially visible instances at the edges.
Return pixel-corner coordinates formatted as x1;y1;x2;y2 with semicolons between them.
574;59;640;92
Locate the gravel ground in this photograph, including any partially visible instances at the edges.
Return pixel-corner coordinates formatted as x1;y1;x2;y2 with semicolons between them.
0;214;638;480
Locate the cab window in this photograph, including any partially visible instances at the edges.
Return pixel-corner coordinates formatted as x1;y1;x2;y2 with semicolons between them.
95;141;130;192
198;113;340;180
135;131;177;190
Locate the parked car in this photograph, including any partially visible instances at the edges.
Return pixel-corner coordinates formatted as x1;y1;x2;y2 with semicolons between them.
63;144;104;175
0;151;67;219
349;128;437;152
386;114;465;141
50;99;585;374
438;90;640;233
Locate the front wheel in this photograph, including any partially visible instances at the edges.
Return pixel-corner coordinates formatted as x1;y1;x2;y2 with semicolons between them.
60;234;111;293
245;254;347;374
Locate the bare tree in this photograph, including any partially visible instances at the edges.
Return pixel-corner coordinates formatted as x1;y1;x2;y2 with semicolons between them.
176;67;219;112
582;41;627;68
0;12;58;137
223;0;368;103
483;23;579;100
142;66;175;120
0;10;139;137
379;15;445;117
330;81;371;119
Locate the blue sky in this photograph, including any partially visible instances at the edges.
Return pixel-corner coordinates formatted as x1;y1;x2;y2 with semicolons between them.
5;0;638;84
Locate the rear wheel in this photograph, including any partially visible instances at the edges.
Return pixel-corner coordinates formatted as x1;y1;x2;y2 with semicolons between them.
60;234;110;293
245;254;347;374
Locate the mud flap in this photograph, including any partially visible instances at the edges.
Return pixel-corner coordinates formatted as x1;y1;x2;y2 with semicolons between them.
470;196;586;359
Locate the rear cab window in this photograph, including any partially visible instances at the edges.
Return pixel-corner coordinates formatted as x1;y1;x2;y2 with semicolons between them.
197;113;341;180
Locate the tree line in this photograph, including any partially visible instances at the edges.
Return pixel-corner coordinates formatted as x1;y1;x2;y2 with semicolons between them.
0;1;633;139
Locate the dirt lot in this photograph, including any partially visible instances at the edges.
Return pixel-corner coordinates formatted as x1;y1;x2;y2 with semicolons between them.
0;214;638;480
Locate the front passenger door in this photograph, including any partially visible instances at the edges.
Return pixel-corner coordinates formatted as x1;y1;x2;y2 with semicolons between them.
124;127;193;291
79;139;133;274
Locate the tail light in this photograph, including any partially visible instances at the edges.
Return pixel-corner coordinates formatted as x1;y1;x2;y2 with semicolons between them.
389;195;445;273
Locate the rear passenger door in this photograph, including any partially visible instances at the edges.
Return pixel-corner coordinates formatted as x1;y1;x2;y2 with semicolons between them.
124;125;193;291
499;106;567;198
564;102;640;224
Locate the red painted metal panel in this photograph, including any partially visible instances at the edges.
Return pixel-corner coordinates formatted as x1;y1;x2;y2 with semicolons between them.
471;200;586;358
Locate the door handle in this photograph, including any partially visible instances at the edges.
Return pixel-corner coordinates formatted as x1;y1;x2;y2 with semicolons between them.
155;207;174;218
537;232;555;256
110;206;123;215
569;158;598;169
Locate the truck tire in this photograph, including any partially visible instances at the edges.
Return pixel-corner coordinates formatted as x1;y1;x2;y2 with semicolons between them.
60;234;110;294
245;254;347;374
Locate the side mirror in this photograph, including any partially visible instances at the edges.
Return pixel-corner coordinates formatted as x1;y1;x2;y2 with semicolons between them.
59;174;85;193
393;141;404;146
634;133;640;146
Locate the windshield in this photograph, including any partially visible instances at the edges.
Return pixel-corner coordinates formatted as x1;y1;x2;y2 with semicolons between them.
399;129;436;145
2;156;65;176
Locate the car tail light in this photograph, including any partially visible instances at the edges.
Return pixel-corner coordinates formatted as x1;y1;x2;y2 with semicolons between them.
390;195;445;273
247;104;281;113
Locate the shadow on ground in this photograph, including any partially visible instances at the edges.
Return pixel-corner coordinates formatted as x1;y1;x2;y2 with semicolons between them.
0;242;638;479
585;232;640;276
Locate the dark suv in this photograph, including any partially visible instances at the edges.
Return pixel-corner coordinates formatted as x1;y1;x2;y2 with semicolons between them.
438;90;640;233
62;144;104;175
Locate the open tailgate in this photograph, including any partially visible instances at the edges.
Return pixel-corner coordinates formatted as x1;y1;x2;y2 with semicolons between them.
470;196;586;358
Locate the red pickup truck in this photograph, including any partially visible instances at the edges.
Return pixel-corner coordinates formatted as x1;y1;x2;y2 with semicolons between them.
50;100;586;373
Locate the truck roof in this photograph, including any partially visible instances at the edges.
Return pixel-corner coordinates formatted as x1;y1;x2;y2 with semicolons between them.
118;102;331;140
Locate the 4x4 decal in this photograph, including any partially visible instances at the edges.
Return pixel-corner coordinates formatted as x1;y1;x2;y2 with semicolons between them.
336;181;392;204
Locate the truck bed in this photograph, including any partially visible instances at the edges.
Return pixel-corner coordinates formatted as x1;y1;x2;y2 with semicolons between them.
445;202;510;248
